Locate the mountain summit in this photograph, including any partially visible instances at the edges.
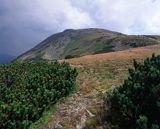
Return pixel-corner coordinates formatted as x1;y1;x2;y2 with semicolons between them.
18;28;160;61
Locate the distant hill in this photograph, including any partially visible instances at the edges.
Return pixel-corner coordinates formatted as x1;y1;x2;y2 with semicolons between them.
0;55;14;64
17;28;160;61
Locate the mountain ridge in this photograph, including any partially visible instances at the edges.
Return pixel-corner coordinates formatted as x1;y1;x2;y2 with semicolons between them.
17;28;160;61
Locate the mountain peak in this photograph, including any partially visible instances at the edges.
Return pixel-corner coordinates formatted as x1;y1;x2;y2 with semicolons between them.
63;29;75;32
17;28;160;61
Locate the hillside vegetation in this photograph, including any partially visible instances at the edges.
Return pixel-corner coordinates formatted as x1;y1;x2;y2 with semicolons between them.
105;54;160;129
18;28;160;61
40;44;160;129
0;61;77;129
1;40;160;129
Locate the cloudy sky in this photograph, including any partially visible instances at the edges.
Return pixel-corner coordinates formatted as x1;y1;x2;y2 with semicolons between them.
0;0;160;57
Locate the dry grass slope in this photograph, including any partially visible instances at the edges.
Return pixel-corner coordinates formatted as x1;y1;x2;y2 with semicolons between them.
36;44;160;129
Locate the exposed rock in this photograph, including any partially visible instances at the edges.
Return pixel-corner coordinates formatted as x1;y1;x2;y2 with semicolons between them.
76;115;87;129
86;109;95;117
53;122;63;129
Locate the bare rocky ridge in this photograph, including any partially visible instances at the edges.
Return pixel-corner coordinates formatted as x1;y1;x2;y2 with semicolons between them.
17;28;160;61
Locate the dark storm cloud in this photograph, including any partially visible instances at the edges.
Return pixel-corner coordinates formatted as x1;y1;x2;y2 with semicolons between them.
0;0;160;57
0;0;51;56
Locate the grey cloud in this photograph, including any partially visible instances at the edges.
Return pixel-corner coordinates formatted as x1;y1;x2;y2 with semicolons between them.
0;0;160;57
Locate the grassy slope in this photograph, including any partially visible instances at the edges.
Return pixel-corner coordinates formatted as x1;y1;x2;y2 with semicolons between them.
63;35;160;59
35;44;160;129
18;28;160;61
63;34;112;57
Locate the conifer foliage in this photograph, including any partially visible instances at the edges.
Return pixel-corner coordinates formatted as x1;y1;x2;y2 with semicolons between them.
0;61;77;129
105;54;160;129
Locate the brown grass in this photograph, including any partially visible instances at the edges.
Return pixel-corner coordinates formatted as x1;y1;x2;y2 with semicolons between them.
63;47;149;63
39;44;160;129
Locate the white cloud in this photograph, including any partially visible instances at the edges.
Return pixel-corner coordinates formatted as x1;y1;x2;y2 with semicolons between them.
10;0;96;31
2;0;160;34
70;0;160;34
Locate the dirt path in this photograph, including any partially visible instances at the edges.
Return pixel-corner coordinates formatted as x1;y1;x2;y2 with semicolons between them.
40;45;160;129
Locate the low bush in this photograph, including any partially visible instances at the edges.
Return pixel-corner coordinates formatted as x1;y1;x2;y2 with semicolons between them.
0;61;77;129
105;54;160;129
65;54;79;59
